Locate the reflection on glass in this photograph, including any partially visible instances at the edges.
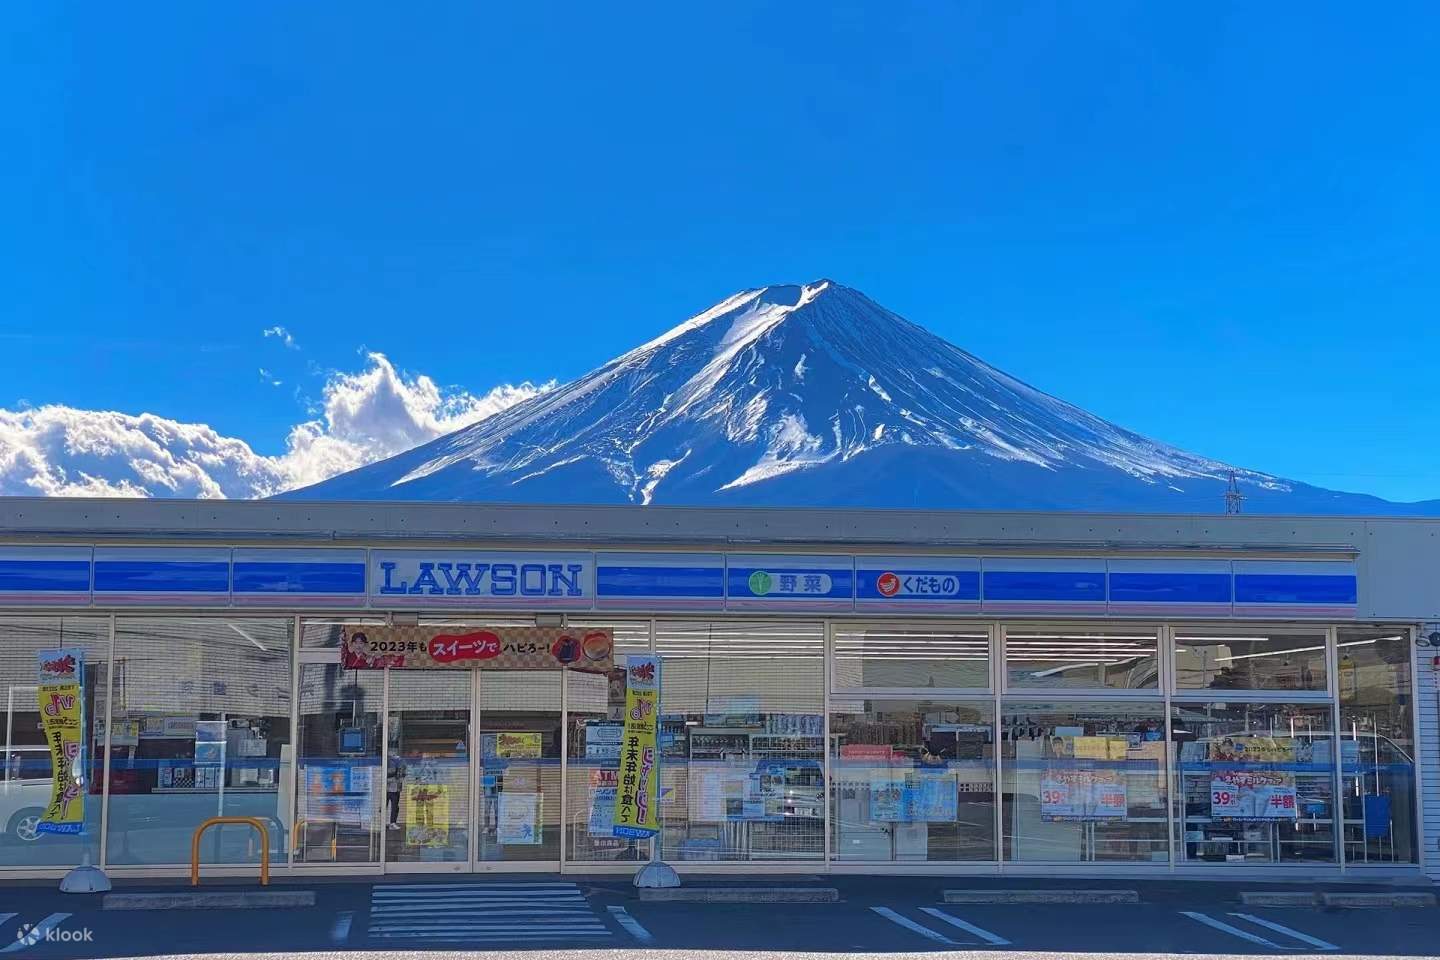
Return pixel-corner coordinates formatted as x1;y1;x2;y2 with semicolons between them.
105;618;292;866
656;621;825;862
566;621;651;862
0;617;109;868
386;671;471;864
477;671;561;862
1338;629;1416;864
831;700;995;861
1172;631;1327;691
295;665;382;864
1004;630;1159;689
833;626;989;690
1001;702;1168;862
1172;701;1334;863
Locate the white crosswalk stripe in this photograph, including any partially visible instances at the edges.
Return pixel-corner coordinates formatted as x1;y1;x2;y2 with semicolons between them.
365;882;610;943
1181;910;1343;952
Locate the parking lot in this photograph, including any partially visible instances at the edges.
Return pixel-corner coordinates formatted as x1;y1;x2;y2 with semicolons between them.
1;875;1437;958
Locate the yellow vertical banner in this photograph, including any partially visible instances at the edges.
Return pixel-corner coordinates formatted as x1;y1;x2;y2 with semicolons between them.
612;654;660;839
36;648;86;835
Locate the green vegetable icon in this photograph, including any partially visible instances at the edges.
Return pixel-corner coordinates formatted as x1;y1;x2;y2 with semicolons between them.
748;570;773;596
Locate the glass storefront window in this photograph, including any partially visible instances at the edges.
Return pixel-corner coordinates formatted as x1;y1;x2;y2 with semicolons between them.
106;618;293;866
1171;701;1335;863
1005;628;1159;690
476;671;561;862
295;665;383;864
0;617;109;868
1001;701;1168;862
655;621;825;863
385;670;471;864
565;621;651;863
1338;628;1416;864
831;700;995;861
833;624;990;691
1173;630;1327;692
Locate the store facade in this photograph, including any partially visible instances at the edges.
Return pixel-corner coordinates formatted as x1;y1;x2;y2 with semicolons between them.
0;501;1433;879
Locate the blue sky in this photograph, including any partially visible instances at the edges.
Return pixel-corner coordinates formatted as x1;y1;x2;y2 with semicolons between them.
3;2;1438;500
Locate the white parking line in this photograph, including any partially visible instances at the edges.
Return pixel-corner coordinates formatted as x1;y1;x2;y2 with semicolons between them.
1229;913;1339;951
607;905;654;943
1181;911;1281;949
0;914;72;954
871;907;956;945
919;907;1011;945
330;911;353;943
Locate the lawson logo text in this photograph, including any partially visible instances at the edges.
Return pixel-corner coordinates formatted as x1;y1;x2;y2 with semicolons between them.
379;561;585;597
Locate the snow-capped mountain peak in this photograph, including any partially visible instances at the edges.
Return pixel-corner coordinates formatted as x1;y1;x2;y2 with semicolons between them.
288;281;1424;514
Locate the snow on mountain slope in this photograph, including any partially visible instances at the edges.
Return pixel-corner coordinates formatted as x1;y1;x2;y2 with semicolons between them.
288;280;1433;514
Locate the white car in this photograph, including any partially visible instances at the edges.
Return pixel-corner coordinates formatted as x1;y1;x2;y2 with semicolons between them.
1;746;55;843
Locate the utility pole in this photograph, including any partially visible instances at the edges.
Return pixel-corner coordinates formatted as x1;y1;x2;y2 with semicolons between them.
1224;470;1245;515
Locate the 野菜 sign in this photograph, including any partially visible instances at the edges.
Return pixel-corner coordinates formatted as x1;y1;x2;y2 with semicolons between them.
341;624;612;672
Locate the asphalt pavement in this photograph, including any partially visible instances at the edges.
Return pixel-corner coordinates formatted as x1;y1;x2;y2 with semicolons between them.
0;874;1437;959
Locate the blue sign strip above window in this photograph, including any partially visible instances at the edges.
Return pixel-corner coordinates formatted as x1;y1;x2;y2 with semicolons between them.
93;548;232;604
982;560;1107;612
0;545;1359;617
0;547;92;604
596;552;725;610
232;548;367;604
1233;560;1358;612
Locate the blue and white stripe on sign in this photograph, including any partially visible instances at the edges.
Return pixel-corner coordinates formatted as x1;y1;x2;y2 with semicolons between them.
0;546;92;604
93;547;231;605
232;548;367;605
855;556;979;611
1107;559;1232;615
725;554;854;610
981;558;1106;613
595;552;724;610
1233;560;1357;617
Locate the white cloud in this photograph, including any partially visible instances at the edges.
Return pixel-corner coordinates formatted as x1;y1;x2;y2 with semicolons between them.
258;367;282;387
0;354;553;499
262;325;298;349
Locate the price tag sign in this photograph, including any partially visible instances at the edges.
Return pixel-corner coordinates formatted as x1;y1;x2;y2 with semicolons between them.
1210;778;1242;817
1040;777;1081;819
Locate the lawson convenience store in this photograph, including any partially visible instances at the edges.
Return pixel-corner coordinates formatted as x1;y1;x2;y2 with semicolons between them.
0;498;1435;880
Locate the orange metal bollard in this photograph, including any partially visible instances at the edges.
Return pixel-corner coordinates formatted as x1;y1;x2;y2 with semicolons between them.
190;816;270;886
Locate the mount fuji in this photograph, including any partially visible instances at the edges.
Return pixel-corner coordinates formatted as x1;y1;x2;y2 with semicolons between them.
288;281;1436;515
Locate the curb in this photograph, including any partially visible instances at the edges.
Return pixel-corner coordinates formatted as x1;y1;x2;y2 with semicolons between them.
1240;891;1436;908
1239;892;1319;907
103;891;317;910
944;889;1139;904
1321;892;1436;908
640;887;839;903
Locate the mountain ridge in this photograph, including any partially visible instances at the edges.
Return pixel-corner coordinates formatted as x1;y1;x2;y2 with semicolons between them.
287;280;1440;515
